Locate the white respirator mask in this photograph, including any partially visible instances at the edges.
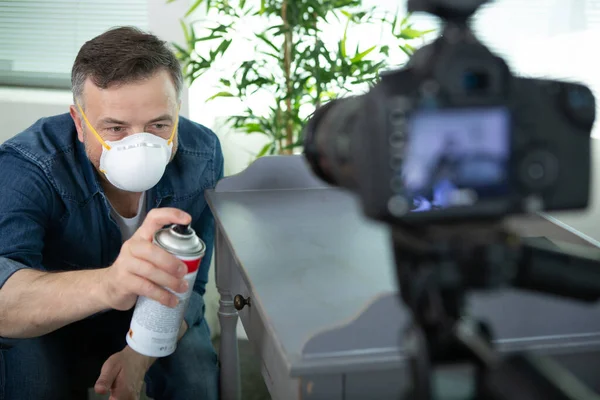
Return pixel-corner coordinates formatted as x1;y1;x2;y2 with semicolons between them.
77;103;178;193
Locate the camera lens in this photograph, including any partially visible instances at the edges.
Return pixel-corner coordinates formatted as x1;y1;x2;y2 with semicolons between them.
303;97;364;189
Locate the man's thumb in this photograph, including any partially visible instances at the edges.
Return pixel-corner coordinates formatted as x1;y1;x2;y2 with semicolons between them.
95;356;120;394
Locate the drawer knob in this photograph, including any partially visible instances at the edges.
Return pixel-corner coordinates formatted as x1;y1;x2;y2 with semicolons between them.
234;294;250;310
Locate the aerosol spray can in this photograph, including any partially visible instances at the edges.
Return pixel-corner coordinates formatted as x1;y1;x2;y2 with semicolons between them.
126;223;205;357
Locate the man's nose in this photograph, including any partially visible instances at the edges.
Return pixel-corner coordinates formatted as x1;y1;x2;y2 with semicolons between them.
129;126;147;135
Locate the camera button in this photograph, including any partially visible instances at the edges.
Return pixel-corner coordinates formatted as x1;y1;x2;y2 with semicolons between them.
390;176;405;193
388;195;411;216
560;84;596;130
390;153;404;170
389;131;406;148
527;163;545;181
518;150;559;190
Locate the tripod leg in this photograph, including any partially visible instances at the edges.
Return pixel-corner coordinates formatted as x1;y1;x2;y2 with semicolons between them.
453;319;496;400
404;324;433;400
476;326;490;400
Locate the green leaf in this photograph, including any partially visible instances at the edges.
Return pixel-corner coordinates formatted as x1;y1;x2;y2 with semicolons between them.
399;44;413;57
397;27;434;40
350;45;376;62
194;34;222;42
206;91;235;101
340;18;350;58
391;10;399;33
171;42;191;59
244;123;265;134
185;0;203;17
240;0;246;9
180;20;190;43
260;0;266;15
211;23;232;34
401;12;411;25
166;0;177;3
255;33;280;54
280;139;303;151
259;51;282;61
216;38;233;55
256;142;273;157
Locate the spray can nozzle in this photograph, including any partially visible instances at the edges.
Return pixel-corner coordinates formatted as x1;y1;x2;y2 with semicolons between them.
173;224;192;235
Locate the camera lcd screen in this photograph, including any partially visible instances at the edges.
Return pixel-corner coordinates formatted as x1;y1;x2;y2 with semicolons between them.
401;107;510;212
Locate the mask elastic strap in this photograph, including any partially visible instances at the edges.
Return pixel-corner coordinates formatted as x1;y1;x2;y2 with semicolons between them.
167;106;180;146
76;103;112;151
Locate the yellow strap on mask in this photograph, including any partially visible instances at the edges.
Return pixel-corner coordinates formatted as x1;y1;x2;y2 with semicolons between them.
76;102;112;151
168;106;180;146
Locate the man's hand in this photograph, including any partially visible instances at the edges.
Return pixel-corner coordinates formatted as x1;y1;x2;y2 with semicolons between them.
94;345;153;400
99;208;192;311
94;321;188;400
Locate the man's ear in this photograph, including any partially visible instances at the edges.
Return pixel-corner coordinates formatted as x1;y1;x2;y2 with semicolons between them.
69;105;84;143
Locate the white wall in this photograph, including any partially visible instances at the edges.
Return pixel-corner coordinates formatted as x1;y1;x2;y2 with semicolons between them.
0;87;72;141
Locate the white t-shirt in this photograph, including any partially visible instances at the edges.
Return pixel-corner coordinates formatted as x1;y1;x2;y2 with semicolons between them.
110;191;148;243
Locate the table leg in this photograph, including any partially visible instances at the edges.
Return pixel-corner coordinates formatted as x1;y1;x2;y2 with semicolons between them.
215;229;241;400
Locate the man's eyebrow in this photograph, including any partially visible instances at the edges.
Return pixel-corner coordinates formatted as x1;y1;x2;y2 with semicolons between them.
99;117;129;125
148;115;174;124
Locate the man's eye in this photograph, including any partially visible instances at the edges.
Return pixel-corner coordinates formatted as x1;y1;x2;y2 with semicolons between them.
153;124;168;129
108;127;124;133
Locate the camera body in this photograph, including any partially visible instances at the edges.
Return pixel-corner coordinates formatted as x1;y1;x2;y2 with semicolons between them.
303;9;596;226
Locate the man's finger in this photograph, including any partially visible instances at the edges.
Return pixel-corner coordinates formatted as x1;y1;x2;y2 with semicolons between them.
128;239;186;280
135;207;191;241
125;254;187;294
108;379;134;400
126;273;179;308
95;355;121;395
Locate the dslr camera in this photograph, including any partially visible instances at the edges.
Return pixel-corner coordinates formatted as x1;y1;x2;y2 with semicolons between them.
303;0;596;226
303;1;600;398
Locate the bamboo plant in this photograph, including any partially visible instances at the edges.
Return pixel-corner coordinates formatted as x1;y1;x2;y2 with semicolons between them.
169;0;434;156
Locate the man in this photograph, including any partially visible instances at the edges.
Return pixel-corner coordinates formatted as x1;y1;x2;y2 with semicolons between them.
0;26;223;400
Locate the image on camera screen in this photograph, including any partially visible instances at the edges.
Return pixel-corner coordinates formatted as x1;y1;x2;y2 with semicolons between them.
401;107;510;213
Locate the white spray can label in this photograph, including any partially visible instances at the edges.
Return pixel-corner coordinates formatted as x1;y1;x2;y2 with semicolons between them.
126;224;205;358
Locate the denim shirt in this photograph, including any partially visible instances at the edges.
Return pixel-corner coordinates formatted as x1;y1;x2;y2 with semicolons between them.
0;113;223;346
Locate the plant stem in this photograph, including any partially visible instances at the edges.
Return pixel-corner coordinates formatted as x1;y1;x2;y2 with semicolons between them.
282;0;293;155
277;105;284;152
314;14;321;109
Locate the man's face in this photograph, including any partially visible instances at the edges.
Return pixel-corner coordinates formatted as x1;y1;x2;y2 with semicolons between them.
69;69;180;179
